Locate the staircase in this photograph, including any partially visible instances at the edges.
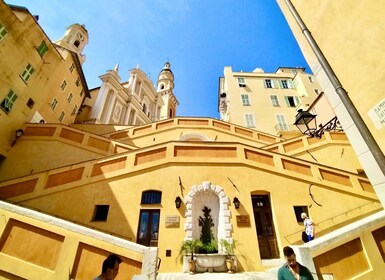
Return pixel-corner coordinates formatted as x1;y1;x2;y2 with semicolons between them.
157;268;279;280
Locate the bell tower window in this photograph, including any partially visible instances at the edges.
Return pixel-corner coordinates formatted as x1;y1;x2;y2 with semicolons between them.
74;40;80;48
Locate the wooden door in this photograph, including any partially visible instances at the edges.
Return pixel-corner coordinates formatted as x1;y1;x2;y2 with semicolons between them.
252;195;279;259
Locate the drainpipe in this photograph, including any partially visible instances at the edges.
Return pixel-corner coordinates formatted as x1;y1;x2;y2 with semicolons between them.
283;0;385;177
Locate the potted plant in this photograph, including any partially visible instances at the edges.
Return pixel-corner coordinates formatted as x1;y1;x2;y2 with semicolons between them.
179;239;202;274
220;239;235;273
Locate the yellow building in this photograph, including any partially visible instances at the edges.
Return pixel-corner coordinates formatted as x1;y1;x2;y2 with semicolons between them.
0;1;385;280
0;2;90;158
277;0;385;207
219;66;321;137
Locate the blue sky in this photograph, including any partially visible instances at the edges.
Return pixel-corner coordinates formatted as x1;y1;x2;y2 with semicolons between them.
7;0;310;118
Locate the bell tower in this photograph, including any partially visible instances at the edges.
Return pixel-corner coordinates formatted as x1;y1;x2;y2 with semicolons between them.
54;24;88;64
157;62;178;119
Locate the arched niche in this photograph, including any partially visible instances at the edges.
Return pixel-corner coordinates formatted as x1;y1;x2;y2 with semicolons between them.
184;181;232;245
179;133;211;142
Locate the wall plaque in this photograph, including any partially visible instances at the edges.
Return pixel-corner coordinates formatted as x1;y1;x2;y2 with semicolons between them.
236;215;251;227
368;97;385;129
165;215;180;228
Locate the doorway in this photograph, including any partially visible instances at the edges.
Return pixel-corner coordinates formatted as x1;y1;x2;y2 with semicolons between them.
137;209;160;247
252;195;279;258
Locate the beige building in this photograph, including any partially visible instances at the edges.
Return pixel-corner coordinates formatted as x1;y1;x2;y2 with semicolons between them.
0;1;385;280
219;66;321;137
0;2;90;158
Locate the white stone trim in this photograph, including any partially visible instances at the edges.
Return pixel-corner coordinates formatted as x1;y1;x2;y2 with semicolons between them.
184;181;233;246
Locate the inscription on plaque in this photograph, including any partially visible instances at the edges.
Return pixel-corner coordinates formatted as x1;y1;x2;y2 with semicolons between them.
236;215;251;227
165;215;180;228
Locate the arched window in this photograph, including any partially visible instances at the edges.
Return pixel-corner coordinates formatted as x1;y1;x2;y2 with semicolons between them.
143;103;147;113
74;40;80;48
169;108;173;118
160;84;165;90
141;190;162;204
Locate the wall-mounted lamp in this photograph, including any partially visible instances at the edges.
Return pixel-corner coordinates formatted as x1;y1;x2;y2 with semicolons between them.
233;197;240;209
15;129;24;138
175;196;182;209
11;129;24;147
294;109;342;139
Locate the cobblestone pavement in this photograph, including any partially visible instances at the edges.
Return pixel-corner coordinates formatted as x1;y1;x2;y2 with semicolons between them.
157;271;278;280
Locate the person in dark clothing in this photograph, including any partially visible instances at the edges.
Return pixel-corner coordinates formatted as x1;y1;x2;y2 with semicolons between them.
278;246;314;280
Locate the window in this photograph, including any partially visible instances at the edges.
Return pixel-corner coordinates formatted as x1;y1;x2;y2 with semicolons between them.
59;111;65;122
72;105;78;115
75;77;81;86
238;77;246;87
92;205;110;221
137;209;160;247
293;206;308;223
308;76;315;83
67;93;73;103
69;63;75;73
0;90;17;113
20;64;35;83
270;95;279;107
284;96;299;107
241;94;250;106
74;40;80;48
314;89;320;95
264;79;272;88
60;80;67;91
50;98;58;110
0;22;8;40
280;80;289;89
80;90;84;97
276;115;289;131
36;41;48;57
26;98;35;109
245;113;256;128
141;190;162;204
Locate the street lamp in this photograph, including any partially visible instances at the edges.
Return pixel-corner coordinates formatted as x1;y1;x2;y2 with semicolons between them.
294;109;342;139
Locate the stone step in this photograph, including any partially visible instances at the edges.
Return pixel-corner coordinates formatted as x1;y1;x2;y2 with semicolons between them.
156;271;278;280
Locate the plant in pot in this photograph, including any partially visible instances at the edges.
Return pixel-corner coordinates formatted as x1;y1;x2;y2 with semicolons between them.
179;239;202;274
198;206;218;254
220;239;235;273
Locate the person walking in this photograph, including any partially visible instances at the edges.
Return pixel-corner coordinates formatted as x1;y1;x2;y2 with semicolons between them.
301;213;314;242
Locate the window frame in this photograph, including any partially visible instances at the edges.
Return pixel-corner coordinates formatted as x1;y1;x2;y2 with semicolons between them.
276;114;289;131
60;80;67;91
270;95;280;107
264;79;272;88
238;77;246;87
0;90;17;114
67;93;73;103
280;80;289;89
20;64;35;83
50;98;58;111
36;40;48;57
59;111;65;122
245;113;256;128
0;22;8;40
241;94;250;106
141;190;162;204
